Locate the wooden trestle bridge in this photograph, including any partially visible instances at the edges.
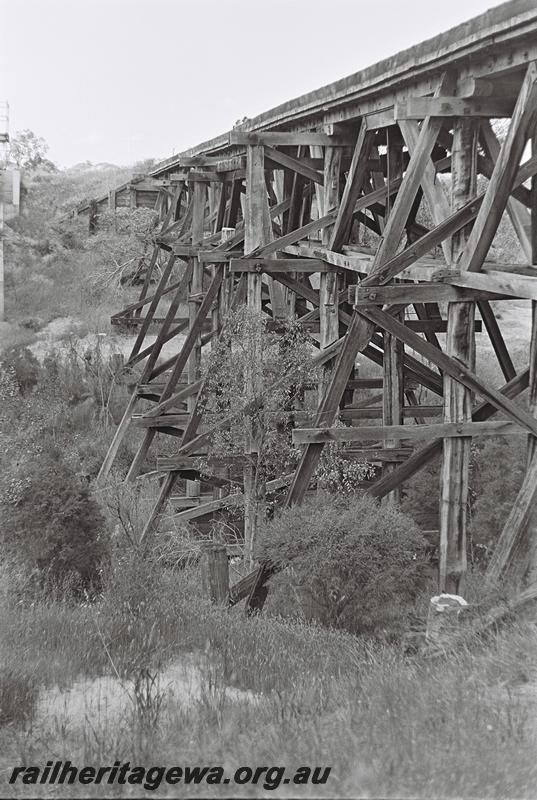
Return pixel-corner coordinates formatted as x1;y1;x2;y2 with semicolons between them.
80;0;537;611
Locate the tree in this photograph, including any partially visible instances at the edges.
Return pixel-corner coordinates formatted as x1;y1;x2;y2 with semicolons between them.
195;309;376;564
198;308;315;563
0;448;108;588
8;129;56;171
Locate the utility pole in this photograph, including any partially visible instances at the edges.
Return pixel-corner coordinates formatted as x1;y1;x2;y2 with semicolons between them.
0;101;9;323
0;199;4;321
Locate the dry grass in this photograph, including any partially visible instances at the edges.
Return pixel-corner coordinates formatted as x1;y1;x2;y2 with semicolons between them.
0;560;536;799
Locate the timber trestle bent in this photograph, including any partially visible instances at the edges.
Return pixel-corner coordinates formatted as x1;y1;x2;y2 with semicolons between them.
85;0;537;611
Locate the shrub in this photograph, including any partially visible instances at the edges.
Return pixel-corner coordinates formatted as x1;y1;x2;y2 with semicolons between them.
0;345;40;394
257;493;429;635
0;448;108;589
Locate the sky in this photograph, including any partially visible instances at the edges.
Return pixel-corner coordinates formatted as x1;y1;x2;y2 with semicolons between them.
1;0;506;169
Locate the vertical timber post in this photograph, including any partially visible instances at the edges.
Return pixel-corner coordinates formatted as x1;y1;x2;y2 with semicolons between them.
108;188;117;231
201;545;229;603
0;200;4;321
243;145;271;567
88;199;98;235
382;135;404;502
382;329;404;501
438;118;479;594
186;181;206;501
213;225;235;505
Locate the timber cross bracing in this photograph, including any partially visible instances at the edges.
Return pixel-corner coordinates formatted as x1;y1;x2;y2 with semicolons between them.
91;0;537;610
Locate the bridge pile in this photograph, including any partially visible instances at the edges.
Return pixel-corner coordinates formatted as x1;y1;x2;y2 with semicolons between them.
86;0;537;611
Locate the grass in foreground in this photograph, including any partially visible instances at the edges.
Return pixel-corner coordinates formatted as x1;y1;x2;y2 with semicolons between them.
0;561;536;799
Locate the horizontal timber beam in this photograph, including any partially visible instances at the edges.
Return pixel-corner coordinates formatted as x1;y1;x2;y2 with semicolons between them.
435;268;537;301
341;447;414;461
339;405;443;419
395;96;515;119
282;243;372;272
171;155;246;170
228;131;353;146
198;250;244;262
229;258;337;273
158;455;251;470
351;284;509;304
293;420;525;444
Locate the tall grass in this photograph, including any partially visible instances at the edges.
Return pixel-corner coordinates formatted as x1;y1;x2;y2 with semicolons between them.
0;559;536;798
